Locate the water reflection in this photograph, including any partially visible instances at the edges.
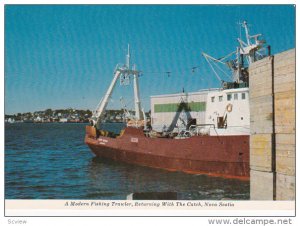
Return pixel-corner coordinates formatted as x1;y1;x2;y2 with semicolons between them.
87;157;250;200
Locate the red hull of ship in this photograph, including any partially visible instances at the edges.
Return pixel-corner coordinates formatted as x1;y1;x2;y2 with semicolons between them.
85;127;250;180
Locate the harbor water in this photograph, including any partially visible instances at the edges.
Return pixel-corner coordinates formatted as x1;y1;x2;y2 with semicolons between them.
5;123;249;200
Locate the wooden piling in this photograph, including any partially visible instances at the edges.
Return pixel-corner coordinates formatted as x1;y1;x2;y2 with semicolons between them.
249;49;295;200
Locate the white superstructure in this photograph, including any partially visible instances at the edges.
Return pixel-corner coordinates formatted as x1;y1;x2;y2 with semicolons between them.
150;90;209;132
150;87;250;136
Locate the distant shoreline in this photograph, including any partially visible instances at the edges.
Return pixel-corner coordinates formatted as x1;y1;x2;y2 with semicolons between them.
4;108;132;124
5;121;126;124
5;121;89;124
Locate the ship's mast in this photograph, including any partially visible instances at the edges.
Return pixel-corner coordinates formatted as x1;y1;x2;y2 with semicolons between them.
244;21;251;46
126;44;130;69
93;69;121;127
91;44;142;128
203;21;267;86
238;21;265;64
127;44;143;120
133;64;143;120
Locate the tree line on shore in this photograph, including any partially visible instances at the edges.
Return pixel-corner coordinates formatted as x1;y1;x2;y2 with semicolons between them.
5;108;147;123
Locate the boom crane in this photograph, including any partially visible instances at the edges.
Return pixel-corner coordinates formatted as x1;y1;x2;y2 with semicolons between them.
91;45;142;129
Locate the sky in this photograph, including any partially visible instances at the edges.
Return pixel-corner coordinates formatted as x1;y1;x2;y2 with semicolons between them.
4;5;295;114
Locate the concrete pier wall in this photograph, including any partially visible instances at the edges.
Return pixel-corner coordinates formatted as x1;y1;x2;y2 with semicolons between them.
249;49;295;200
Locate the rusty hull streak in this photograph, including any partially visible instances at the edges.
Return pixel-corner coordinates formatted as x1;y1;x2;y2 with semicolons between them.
85;126;250;180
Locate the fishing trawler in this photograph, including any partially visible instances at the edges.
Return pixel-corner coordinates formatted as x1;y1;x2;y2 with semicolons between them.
85;21;270;180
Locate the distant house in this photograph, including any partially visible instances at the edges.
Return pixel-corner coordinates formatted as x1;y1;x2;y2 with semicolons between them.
34;116;42;122
59;118;68;123
7;118;15;123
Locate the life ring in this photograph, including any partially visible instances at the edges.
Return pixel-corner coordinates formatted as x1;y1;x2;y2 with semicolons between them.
226;103;233;112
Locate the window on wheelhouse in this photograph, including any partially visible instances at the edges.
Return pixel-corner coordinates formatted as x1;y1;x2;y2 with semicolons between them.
227;94;232;101
242;93;246;100
234;93;238;100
